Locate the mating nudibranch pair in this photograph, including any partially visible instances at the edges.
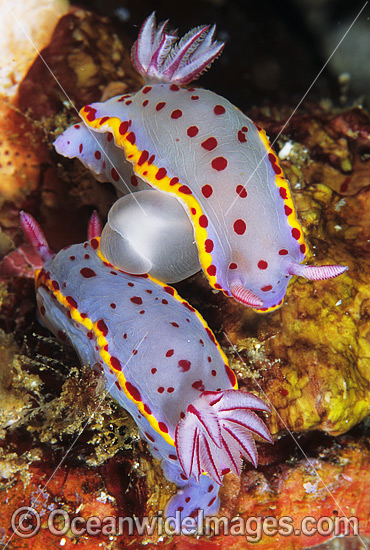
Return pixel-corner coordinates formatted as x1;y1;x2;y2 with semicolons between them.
21;210;272;523
54;12;347;312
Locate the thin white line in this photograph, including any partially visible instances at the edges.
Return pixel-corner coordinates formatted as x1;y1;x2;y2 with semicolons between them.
225;1;368;217
2;0;148;216
223;331;368;549
3;332;148;550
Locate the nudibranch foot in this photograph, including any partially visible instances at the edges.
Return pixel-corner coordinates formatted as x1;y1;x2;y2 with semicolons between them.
288;262;348;281
131;12;225;85
100;192;200;283
176;389;272;484
20;211;54;262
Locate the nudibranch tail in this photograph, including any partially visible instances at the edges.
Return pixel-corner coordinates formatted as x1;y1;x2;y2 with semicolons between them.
87;210;103;240
175;390;272;484
131;11;224;84
288;262;348;281
20;211;54;262
229;282;264;308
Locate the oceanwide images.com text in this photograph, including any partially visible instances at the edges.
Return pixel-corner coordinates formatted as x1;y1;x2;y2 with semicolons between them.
11;507;359;541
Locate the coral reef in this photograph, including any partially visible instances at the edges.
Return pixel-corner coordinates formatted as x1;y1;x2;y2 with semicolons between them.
0;5;369;550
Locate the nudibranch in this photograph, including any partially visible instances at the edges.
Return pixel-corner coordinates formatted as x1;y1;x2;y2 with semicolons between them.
21;211;272;523
54;12;347;312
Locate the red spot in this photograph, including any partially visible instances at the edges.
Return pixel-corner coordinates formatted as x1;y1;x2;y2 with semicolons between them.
236;185;247;198
126;382;141;401
208;496;217;507
158;422;168;433
162;299;168;305
170;84;180;91
145;432;155;442
142;86;152;94
84;106;97;121
91;238;99;249
207;265;216;276
170;177;179;186
80;312;87;319
171;109;182;119
187;126;199;137
99;116;109;126
167;387;175;393
208;485;214;492
126;100;132;105
292;228;301;240
192;380;205;391
138;150;149;166
110;303;116;309
111;356;122;370
115;381;122;391
229;262;238;270
111;168;120;182
211;370;216;376
145;289;152;294
94;150;101;159
58;330;66;341
158;387;164;393
74;124;80;129
131;175;138;187
178;359;191;372
261;285;272;292
169;454;177;460
206;328;217;345
164;286;175;295
191;95;199;100
201;137;218;151
225;365;236;386
205;239;214;253
148;154;155;164
279;187;288;199
202;184;213;198
238;130;247;143
279;388;289;396
178;185;192;194
199;215;208;228
66;296;78;308
51;280;59;290
284;205;293;216
279;249;288;256
107;133;113;142
142;99;149;107
80;267;96;279
128;282;134;287
155;167;167;180
87;331;93;340
214;105;225;115
171;322;179;328
233;219;246;235
132;349;138;355
97;319;108;336
166;349;174;357
69;256;75;260
84;254;90;260
211;157;227;171
183;301;195;312
130;296;143;305
300;244;306;254
151;367;157;374
191;207;196;215
79;143;83;153
156;102;166;111
119;121;128;134
126;132;136;144
144;404;152;414
258;260;268;270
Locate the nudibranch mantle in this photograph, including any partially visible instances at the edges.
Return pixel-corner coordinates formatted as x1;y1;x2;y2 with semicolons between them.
24;210;272;523
54;13;347;312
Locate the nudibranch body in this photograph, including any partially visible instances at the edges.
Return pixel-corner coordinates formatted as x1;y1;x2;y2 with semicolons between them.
54;13;347;311
21;212;272;523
